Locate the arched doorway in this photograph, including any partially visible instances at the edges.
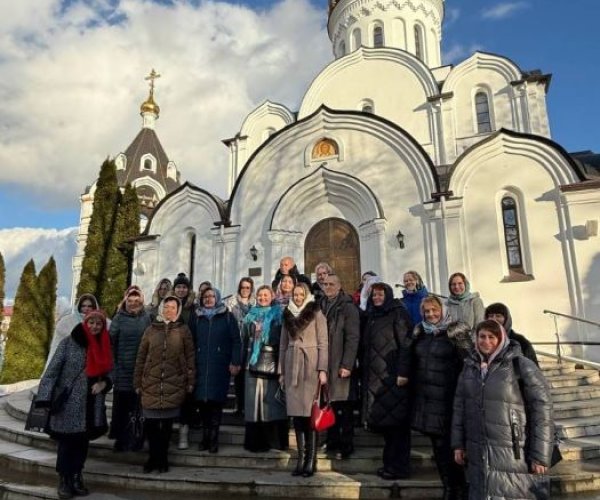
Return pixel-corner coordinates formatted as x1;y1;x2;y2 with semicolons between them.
304;218;360;293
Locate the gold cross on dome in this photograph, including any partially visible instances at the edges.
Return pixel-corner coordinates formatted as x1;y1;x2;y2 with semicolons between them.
144;69;161;96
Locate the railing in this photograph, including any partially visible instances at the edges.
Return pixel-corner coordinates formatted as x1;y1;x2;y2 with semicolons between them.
542;310;600;365
394;284;448;300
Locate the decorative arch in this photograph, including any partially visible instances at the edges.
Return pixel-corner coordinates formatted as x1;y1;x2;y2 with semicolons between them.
270;166;384;231
311;138;339;160
472;85;495;134
115;153;127;170
240;100;295;138
132;177;166;201
140;153;157;174
449;129;583;196
443;51;522;94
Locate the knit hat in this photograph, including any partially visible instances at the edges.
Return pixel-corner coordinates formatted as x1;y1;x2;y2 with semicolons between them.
173;272;191;288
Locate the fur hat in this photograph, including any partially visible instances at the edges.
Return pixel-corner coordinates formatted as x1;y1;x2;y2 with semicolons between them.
173;272;191;289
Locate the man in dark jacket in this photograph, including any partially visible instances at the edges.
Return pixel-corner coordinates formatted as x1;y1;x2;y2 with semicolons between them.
320;274;360;459
485;303;539;366
311;262;333;304
271;256;311;290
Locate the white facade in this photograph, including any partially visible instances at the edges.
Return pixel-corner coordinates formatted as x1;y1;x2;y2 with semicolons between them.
132;0;600;356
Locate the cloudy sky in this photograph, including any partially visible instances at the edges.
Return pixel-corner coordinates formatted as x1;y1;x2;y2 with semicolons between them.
0;0;599;299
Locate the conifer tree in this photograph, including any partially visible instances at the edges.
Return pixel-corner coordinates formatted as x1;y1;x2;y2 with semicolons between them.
0;251;5;327
77;159;120;300
37;256;57;356
99;183;140;315
0;260;46;383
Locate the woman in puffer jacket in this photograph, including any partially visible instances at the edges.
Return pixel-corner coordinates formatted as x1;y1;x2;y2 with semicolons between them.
452;320;553;499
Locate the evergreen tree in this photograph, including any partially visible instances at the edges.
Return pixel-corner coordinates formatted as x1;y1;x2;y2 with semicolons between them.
37;256;57;356
77;159;120;300
100;183;140;315
0;251;4;327
0;260;46;383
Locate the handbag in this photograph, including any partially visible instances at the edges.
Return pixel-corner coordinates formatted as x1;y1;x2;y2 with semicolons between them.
248;345;279;379
123;396;145;451
24;397;51;433
50;367;85;414
310;383;336;432
274;384;286;407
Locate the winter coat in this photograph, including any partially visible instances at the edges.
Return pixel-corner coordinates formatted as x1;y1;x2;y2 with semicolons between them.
279;302;328;417
134;320;195;410
271;265;311;290
410;323;471;436
243;315;287;422
321;293;360;401
361;299;412;428
224;294;256;330
38;324;112;438
510;330;539;367
110;307;151;392
446;292;485;329
401;287;429;326
451;343;553;499
189;305;242;403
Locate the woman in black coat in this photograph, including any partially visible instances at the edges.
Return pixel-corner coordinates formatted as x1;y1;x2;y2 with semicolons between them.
452;320;553;499
361;283;413;480
410;295;471;500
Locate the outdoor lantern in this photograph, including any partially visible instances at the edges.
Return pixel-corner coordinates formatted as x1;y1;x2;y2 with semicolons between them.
396;230;405;249
250;245;258;261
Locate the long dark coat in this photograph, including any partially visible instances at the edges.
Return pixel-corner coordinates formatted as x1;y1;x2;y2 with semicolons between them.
134;320;195;410
410;323;470;436
280;302;328;417
110;307;151;392
361;299;412;428
321;293;360;402
38;324;112;439
452;342;553;499
189;306;242;403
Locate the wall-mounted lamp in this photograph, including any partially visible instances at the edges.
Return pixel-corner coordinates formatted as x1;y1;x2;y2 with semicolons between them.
396;230;405;249
250;245;258;261
586;220;598;238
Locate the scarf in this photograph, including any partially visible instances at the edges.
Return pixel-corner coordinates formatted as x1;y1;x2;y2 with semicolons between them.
360;275;382;311
82;311;113;377
287;293;315;318
476;324;509;379
196;288;224;319
245;304;282;366
366;283;396;317
449;279;472;302
421;307;452;335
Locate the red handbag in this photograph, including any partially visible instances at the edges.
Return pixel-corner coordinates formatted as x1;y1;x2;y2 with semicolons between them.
310;383;336;432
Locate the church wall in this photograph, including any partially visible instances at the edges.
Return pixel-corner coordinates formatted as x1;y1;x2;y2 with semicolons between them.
455;154;575;345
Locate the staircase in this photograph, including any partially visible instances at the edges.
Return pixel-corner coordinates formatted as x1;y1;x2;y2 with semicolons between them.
0;358;599;499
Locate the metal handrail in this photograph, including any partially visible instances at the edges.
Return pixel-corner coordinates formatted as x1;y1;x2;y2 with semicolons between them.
394;284;448;300
536;350;600;372
542;310;600;366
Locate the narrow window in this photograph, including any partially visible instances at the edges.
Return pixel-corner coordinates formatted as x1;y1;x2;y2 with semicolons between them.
189;233;196;287
475;92;492;133
373;25;384;48
414;25;424;61
501;197;524;273
143;159;152;170
352;28;361;51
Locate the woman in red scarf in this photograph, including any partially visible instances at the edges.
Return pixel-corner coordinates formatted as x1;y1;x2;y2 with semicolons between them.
37;309;113;499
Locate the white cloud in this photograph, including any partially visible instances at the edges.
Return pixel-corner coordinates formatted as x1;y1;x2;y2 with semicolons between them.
444;7;460;25
0;227;78;301
0;0;331;207
481;2;529;20
442;43;483;65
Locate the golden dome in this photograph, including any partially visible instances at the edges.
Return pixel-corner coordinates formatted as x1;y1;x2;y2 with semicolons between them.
140;94;160;116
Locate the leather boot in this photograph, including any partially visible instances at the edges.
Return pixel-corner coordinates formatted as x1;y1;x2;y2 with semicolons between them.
292;427;305;476
57;474;74;499
302;430;318;477
198;425;210;451
177;424;189;450
208;407;221;453
71;472;89;496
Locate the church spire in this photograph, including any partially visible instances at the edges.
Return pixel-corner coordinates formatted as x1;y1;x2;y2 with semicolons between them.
140;68;161;129
328;0;444;68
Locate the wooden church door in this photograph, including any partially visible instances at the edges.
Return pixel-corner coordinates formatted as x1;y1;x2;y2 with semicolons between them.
304;218;360;293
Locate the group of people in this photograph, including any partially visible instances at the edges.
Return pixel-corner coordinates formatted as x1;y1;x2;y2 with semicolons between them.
36;256;554;500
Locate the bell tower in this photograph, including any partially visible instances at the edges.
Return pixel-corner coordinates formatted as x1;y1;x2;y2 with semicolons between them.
327;0;444;67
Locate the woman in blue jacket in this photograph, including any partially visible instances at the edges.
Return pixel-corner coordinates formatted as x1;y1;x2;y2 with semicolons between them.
189;287;242;453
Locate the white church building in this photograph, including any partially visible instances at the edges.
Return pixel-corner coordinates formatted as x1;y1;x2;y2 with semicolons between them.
79;0;600;352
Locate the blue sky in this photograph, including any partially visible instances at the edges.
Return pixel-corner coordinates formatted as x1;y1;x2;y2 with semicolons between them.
0;0;598;230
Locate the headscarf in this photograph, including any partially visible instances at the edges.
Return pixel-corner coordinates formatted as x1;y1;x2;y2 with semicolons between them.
81;310;113;377
157;295;182;323
366;283;395;316
150;278;172;307
275;275;297;308
448;272;472;302
475;321;509;379
196;288;224;319
287;283;315;318
118;286;145;314
420;296;452;335
484;302;513;332
360;274;382;311
245;298;282;366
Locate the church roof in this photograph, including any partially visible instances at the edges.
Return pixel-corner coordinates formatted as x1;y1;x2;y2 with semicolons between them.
570;151;600;178
118;127;179;193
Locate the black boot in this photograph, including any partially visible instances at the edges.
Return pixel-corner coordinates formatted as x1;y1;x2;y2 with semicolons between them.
57;474;74;499
302;430;318;477
198;425;210;451
208;406;221;454
292;426;306;476
71;472;89;496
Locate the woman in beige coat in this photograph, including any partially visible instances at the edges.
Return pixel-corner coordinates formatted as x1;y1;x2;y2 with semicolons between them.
279;283;328;477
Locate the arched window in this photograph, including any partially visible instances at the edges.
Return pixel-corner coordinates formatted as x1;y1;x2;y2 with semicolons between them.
373;25;384;48
339;40;346;56
475;92;492;133
501;197;524;273
414;25;424;61
143;159;152;170
352;28;361;51
188;233;196;287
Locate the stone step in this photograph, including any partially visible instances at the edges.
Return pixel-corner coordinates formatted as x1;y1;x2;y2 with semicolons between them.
541;365;577;377
546;370;600;388
554;398;600;420
550;386;600;403
557;416;600;439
